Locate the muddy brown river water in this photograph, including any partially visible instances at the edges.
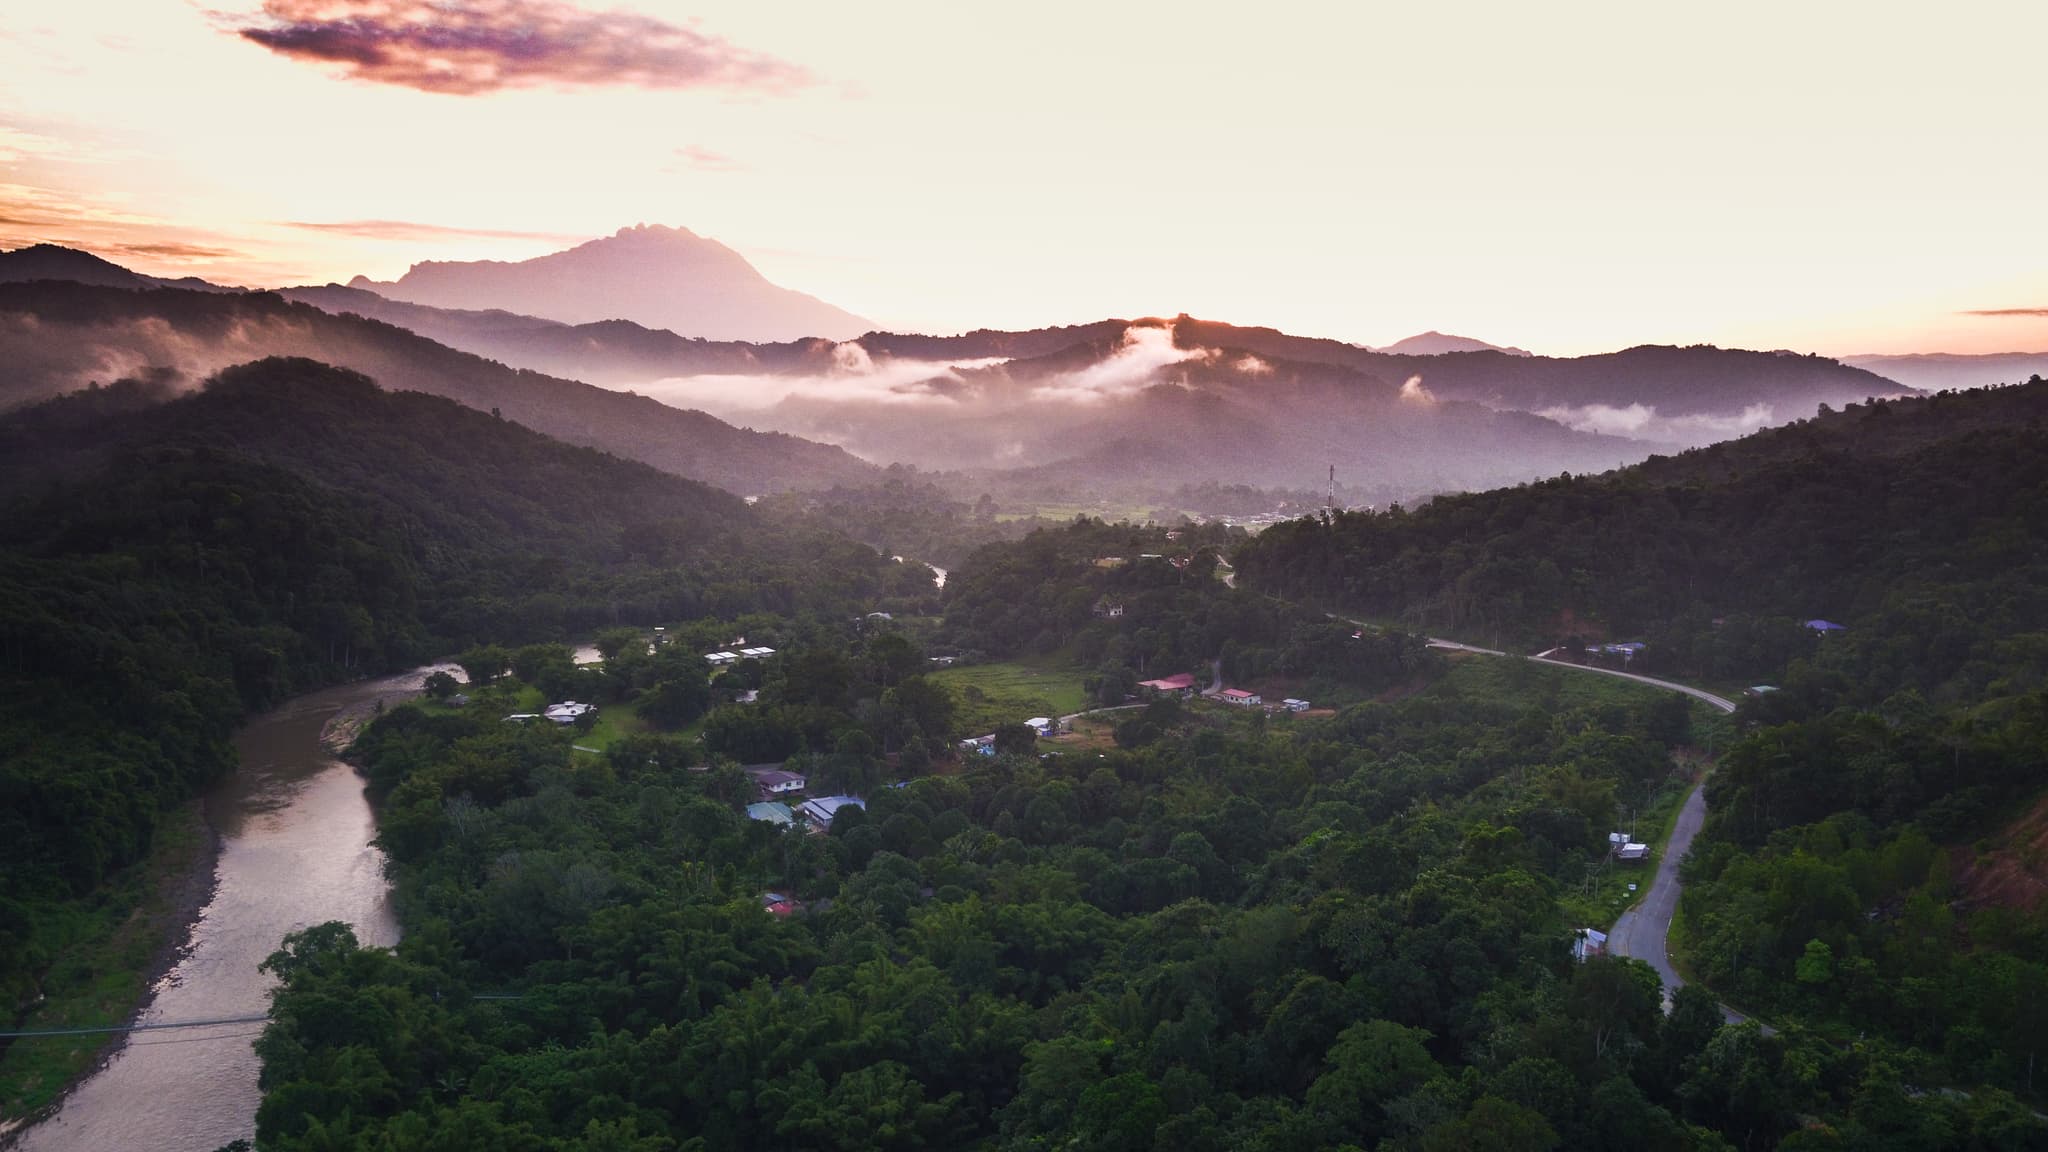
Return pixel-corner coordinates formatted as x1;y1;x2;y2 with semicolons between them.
9;666;450;1152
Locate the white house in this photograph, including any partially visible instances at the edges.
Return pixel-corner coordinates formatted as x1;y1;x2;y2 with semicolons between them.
1616;842;1650;861
1220;688;1262;707
1025;717;1054;736
1280;698;1310;712
740;647;777;660
543;701;594;724
705;651;740;666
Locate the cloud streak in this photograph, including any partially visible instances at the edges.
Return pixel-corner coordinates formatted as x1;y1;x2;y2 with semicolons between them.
232;0;812;96
0;183;274;276
281;218;587;243
1963;308;2048;318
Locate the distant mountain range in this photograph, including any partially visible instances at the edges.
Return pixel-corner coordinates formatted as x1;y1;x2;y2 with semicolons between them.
1842;351;2048;393
0;241;1928;503
0;280;876;494
346;224;872;342
1375;330;1532;356
744;321;1665;498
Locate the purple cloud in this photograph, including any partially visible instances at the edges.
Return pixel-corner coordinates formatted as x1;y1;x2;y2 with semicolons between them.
233;0;811;96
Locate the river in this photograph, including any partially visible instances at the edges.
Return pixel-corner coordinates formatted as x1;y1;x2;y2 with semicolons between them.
10;665;449;1152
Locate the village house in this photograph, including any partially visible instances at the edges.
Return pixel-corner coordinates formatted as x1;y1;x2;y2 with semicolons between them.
543;700;594;724
745;801;795;826
1138;673;1198;699
748;766;807;799
739;646;777;660
1025;717;1054;737
705;650;740;666
1280;698;1311;712
1220;688;1262;707
799;795;865;832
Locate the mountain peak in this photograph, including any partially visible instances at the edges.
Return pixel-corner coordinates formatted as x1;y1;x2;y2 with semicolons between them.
612;222;704;242
0;243;153;288
1378;331;1533;357
350;224;868;342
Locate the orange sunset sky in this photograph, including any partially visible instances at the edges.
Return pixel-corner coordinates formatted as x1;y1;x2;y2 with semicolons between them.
2;0;2045;357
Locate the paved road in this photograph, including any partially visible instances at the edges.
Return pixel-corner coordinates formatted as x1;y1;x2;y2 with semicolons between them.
1422;635;1756;1022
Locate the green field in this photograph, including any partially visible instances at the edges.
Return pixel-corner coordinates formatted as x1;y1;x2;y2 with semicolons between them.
417;680;653;755
993;503;1163;524
932;660;1090;736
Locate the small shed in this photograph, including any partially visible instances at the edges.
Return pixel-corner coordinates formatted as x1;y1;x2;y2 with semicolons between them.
1573;928;1609;962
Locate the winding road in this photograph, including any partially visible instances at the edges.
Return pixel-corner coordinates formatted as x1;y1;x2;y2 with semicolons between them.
1421;638;1752;1021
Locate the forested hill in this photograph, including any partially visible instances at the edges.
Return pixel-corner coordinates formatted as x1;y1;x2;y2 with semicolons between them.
1235;378;2048;694
0;358;896;1012
0;281;877;494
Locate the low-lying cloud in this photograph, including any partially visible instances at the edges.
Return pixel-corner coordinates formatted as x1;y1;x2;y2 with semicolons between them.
1963;307;2048;318
232;0;812;96
638;345;1007;416
1029;324;1216;403
1399;375;1436;403
1538;401;1775;443
0;311;322;406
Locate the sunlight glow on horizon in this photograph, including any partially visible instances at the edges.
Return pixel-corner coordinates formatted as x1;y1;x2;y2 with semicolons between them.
3;1;2047;358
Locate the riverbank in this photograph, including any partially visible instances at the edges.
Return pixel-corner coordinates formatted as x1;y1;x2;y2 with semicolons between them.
0;798;222;1138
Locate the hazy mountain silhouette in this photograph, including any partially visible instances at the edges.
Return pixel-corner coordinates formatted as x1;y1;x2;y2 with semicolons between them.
347;224;871;342
1376;330;1532;356
277;282;837;380
1842;352;2048;393
736;321;1663;498
0;281;877;494
0;242;241;293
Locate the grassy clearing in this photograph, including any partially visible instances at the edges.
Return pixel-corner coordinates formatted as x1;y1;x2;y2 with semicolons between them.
1557;777;1692;928
994;503;1162;524
572;700;649;754
0;802;213;1122
933;660;1090;736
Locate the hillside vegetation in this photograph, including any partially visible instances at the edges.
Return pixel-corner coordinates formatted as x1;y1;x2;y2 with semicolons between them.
0;358;895;1024
0;281;876;493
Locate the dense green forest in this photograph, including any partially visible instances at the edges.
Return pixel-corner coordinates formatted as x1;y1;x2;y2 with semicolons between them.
753;473;1053;571
257;652;1899;1151
1235;380;2048;1140
940;519;1434;705
0;359;904;1036
1236;379;2048;696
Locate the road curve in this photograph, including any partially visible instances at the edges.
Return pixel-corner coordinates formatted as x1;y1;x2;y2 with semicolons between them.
1422;636;1753;1021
